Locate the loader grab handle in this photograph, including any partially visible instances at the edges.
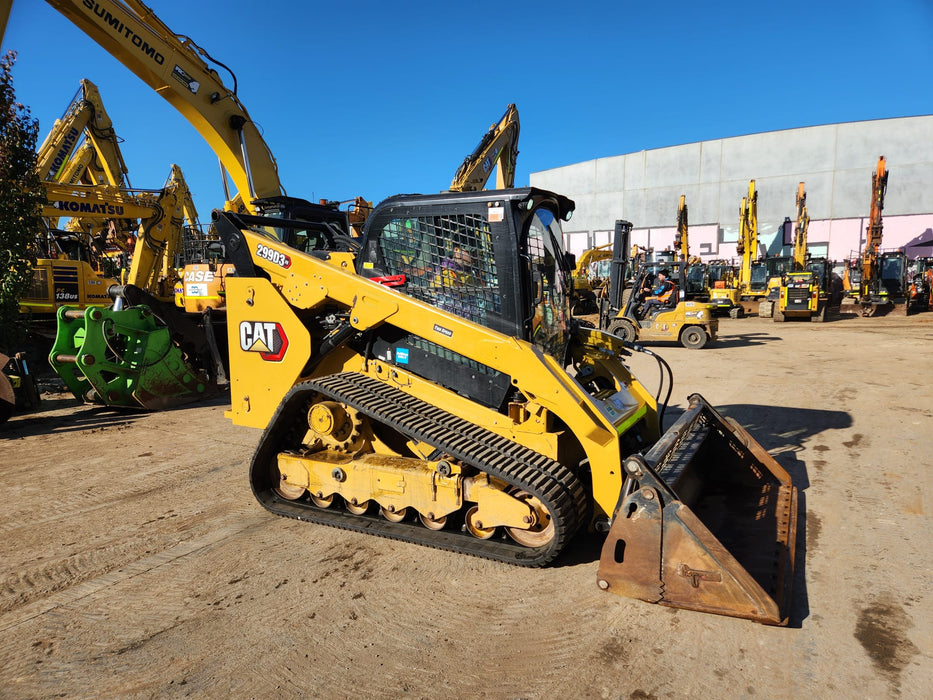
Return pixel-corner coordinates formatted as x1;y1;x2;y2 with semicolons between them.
597;394;798;625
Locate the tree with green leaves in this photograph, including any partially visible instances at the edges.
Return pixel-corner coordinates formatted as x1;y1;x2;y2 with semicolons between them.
0;50;43;353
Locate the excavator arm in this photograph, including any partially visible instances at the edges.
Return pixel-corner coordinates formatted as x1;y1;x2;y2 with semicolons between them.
861;156;887;293
35;79;129;188
736;180;759;291
45;0;285;211
126;164;197;299
450;104;520;191
792;182;809;270
674;195;689;261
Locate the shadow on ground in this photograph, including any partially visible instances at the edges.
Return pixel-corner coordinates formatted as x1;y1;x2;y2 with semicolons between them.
0;389;230;439
712;331;782;348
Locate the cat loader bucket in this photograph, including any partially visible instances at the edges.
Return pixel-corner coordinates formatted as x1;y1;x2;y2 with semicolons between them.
597;394;797;625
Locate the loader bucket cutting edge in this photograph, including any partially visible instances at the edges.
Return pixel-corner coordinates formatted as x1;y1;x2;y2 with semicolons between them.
597;394;797;625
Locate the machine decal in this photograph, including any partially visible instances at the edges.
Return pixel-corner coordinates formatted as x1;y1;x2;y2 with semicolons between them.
184;269;215;283
49;127;81;176
432;323;453;338
239;321;289;361
53;268;80;303
171;66;200;94
395;348;410;365
84;1;166;65
53;201;126;215
256;243;291;269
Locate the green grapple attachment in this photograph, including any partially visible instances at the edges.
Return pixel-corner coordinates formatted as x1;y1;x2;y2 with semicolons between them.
49;304;216;410
598;394;797;625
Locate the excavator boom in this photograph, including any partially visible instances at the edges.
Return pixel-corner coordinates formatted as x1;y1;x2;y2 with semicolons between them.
35;79;128;187
46;0;285;211
861;156;888;295
793;182;809;270
736;180;759;291
675;195;689;261
450;104;520;192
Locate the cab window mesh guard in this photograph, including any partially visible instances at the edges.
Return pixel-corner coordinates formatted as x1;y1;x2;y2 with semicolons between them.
377;213;501;325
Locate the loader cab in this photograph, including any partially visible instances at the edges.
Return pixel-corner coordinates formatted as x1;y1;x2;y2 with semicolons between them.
356;188;575;408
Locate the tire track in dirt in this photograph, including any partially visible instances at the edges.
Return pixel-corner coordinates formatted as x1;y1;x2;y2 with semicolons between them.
0;454;254;612
0;442;252;536
0;507;268;639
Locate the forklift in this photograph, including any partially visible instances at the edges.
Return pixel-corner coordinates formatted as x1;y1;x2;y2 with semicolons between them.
598;222;717;349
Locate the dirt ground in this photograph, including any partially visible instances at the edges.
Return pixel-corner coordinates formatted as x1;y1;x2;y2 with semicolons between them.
1;310;931;699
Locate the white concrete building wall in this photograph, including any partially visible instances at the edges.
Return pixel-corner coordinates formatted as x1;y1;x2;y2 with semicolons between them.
530;116;933;260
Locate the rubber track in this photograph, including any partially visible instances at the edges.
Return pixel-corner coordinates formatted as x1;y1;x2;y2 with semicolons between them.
248;372;588;566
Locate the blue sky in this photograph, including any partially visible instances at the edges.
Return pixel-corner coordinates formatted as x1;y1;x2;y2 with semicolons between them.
3;1;932;224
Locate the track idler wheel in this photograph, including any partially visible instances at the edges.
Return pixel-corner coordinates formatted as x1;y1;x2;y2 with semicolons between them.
505;490;555;547
464;506;497;539
274;475;306;501
419;512;448;531
345;498;371;515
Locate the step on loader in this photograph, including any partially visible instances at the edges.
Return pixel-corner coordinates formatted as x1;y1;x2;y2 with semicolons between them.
215;188;798;624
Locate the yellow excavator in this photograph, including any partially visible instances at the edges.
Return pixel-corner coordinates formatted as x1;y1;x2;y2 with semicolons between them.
215;188;796;625
24;165;199;316
709;181;776;318
672;195;712;302
766;183;843;322
571;242;614;314
19;79;135;317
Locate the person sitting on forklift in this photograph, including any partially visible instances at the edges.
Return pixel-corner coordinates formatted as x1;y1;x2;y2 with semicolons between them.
638;269;675;318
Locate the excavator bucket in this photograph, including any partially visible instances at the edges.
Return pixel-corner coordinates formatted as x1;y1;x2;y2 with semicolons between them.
49;304;216;410
597;394;797;625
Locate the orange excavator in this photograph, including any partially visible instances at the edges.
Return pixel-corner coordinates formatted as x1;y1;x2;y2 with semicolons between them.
856;156;909;315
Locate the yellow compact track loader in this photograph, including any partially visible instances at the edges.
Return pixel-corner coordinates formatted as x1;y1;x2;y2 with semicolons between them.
216;188;797;624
